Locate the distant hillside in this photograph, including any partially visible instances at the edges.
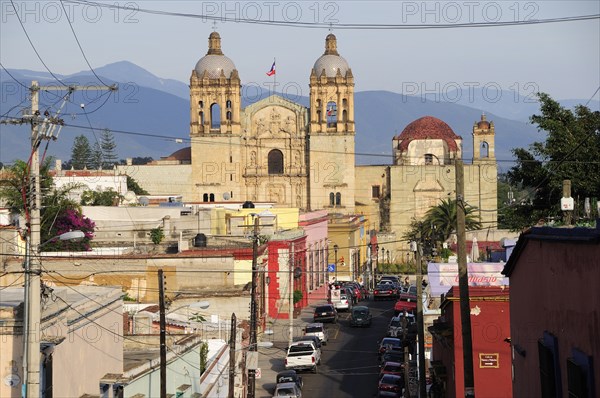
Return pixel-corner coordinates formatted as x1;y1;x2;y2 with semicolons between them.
2;62;595;171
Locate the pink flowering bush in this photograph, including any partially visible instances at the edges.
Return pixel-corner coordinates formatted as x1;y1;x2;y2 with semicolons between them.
44;208;95;251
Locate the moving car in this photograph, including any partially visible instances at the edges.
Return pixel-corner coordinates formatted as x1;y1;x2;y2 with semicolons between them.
304;322;328;345
273;381;302;397
276;370;303;390
313;304;338;323
378;374;403;397
374;283;396;301
350;306;372;327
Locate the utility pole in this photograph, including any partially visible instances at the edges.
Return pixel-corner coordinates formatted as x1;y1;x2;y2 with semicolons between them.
288;242;295;348
402;314;410;398
13;81;116;398
159;269;167;398
247;216;260;398
415;238;427;397
456;160;475;397
229;313;237;398
562;180;573;226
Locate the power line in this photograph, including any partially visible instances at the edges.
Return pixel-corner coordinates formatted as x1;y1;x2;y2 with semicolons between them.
58;0;110;87
64;0;600;30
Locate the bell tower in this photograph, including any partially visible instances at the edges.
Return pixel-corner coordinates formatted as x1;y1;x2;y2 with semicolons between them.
308;34;356;212
190;32;241;136
472;113;496;163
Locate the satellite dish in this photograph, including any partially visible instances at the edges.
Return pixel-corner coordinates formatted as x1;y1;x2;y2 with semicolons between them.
223;192;231;200
124;191;136;202
139;196;149;206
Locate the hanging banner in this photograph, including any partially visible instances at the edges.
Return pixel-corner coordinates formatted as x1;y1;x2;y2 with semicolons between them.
427;262;509;297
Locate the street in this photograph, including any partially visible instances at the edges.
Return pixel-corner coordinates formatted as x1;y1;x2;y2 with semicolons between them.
257;297;401;398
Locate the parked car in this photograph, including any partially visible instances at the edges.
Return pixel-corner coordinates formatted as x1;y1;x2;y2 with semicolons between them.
380;275;400;285
343;282;362;303
276;370;303;390
285;341;320;373
350;305;372;327
334;294;351;311
274;381;303;397
374;284;396;301
304;322;328;345
379;361;404;379
313;304;338;323
377;374;403;397
394;292;417;315
387;313;416;337
294;335;322;350
378;337;402;357
379;348;405;367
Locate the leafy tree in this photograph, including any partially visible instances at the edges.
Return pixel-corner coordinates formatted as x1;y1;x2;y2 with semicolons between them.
150;227;164;244
100;129;118;168
81;188;121;206
126;176;149;195
0;158;91;251
505;93;600;229
71;135;92;169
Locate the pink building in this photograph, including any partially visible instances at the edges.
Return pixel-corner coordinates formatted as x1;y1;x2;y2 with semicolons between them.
502;224;600;398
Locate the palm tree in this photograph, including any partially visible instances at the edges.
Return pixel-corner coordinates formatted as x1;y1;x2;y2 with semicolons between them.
424;198;482;242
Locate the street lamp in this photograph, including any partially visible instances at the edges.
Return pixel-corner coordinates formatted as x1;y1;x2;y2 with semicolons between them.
367;243;372;291
333;244;339;282
23;230;85;397
374;244;379;284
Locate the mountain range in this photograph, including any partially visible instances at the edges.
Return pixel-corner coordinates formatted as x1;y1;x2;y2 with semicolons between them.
2;61;597;172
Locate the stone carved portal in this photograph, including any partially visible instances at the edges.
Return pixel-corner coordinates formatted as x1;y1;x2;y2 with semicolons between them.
267;184;286;204
253;106;296;138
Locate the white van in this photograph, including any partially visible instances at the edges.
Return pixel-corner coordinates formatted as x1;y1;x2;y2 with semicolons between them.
304;322;328;345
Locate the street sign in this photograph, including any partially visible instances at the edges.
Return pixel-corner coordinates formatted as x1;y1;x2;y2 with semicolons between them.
479;353;499;368
328;264;335;272
255;368;262;379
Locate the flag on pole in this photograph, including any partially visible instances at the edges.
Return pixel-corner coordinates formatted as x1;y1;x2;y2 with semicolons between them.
266;61;276;76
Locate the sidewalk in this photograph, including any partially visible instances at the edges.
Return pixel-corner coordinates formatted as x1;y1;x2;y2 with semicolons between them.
254;303;321;398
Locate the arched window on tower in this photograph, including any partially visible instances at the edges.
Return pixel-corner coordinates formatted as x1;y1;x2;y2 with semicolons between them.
199;111;205;126
210;103;221;130
226;111;232;122
226;100;232;109
203;193;208;202
335;192;342;206
424;154;434;165
326;101;337;128
268;149;284;174
209;193;215;202
480;141;489;158
342;110;348;123
199;101;204;108
329;192;335;206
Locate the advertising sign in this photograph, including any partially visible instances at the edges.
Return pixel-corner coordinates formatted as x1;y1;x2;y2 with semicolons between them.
427;262;509;297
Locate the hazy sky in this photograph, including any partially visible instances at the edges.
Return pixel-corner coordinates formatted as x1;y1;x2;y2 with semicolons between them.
1;1;599;101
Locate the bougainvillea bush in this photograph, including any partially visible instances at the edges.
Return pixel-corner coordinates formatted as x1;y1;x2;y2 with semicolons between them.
44;208;95;251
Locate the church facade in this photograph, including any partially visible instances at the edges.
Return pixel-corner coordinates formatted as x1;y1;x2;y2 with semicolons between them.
189;32;355;212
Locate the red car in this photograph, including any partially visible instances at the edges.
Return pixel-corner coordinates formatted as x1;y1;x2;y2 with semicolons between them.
378;374;403;397
394;293;417;315
379;361;404;379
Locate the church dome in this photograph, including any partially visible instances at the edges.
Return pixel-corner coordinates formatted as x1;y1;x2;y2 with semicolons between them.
194;32;237;79
395;116;462;151
313;34;350;78
476;113;491;129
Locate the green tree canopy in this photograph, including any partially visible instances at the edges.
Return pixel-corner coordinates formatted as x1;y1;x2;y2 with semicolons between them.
504;93;600;230
71;135;92;169
81;188;121;206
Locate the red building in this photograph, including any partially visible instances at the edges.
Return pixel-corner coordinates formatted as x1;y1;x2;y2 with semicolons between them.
502;225;600;398
265;233;307;319
429;286;512;397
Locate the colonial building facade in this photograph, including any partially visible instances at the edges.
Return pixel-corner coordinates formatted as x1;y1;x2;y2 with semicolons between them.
189;32;355;212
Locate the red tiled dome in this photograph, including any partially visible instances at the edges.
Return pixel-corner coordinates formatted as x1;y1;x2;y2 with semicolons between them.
166;147;191;161
395;116;461;151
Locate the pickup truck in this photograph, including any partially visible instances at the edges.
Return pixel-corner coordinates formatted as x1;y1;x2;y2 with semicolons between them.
285;341;321;373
